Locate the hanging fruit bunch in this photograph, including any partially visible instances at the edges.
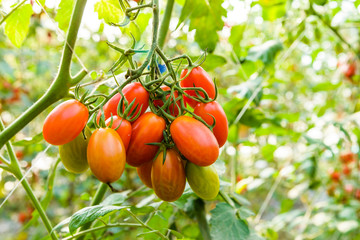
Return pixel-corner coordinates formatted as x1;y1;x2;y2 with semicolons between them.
42;36;228;202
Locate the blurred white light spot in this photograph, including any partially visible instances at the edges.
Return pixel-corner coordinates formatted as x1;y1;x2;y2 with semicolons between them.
259;167;275;178
226;146;236;156
4;181;15;192
280;165;295;177
285;91;293;100
33;152;53;171
288;182;308;199
313;60;322;71
274;146;293;160
312;212;331;226
254;16;263;25
324;132;340;146
268;135;277;145
307;127;323;140
301;55;312;66
255;160;268;169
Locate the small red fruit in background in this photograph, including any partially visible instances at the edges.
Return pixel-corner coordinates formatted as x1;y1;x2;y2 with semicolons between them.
340;152;355;164
342;165;351;176
328;169;340;182
355;189;360;200
344;184;353;194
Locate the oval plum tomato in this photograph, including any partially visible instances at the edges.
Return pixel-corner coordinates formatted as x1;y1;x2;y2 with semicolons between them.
105;115;132;150
153;86;184;117
97;82;149;122
43;100;89;145
137;160;153;188
127;112;166;167
151;149;186;202
87;128;126;183
340;152;355;164
180;66;216;108
186;162;219;200
170;116;219;166
194;101;228;147
59;127;92;173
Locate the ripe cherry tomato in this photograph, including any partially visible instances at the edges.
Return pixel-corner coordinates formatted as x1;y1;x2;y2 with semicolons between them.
194;101;228;147
180;66;216;108
170;116;219;166
59;127;91;174
151;149;186;202
127;112;166;167
137;160;153;188
105;115;132;150
345;62;356;79
342;165;351;176
153;86;185;117
340;152;355;164
329;169;341;182
97;82;149;122
43;100;89;145
87;128;126;183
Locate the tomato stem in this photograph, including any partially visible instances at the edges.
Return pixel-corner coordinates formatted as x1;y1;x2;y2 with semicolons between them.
194;198;212;240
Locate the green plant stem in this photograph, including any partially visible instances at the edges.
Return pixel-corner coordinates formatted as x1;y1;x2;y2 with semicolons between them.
127;210;168;239
157;0;174;49
63;223;142;240
0;0;89;150
0;119;58;239
0;0;27;26
194;198;212;240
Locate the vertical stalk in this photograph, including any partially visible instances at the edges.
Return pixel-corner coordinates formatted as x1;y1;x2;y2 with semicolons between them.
194;198;212;240
157;0;175;49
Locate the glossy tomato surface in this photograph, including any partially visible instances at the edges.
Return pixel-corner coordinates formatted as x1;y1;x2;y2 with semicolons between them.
105;115;132;150
126;112;166;167
87;128;126;183
180;66;215;108
194;101;228;147
186;162;219;200
170;116;219;166
153;86;184;117
59;127;91;173
43;100;89;145
97;82;149;122
137;160;153;188
151;149;186;202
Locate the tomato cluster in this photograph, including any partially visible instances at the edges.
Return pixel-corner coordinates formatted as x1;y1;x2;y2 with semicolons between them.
43;66;228;202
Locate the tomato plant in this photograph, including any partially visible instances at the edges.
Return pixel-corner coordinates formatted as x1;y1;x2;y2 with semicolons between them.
87;128;126;183
153;86;184;116
194;101;228;147
43;100;89;145
151;149;186;202
170;116;219;166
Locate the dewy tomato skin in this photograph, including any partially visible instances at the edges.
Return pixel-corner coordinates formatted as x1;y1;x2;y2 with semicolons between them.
97;82;149;122
105;115;132;150
180;66;216;108
126;112;166;167
151;149;186;202
43;99;88;145
170;116;219;166
137;160;153;188
194;101;228;147
87;128;126;183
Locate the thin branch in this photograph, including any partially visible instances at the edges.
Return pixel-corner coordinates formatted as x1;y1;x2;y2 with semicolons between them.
0;0;27;26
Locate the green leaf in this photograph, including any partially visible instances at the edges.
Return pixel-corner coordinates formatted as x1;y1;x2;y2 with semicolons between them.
312;81;341;92
4;4;33;48
121;22;141;41
94;0;124;24
69;205;128;233
12;132;43;146
201;54;227;71
55;0;75;32
210;203;250;240
246;40;283;65
259;0;286;21
101;191;129;206
261;144;277;161
229;25;245;57
227;77;263;106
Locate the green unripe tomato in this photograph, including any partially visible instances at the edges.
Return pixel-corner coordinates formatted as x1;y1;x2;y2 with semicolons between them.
186;162;220;200
59;127;92;173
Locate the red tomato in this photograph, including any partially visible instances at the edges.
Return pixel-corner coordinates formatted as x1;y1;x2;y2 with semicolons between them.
137;160;153;188
18;212;28;224
345;62;356;79
43;100;89;145
194;101;228;147
151;149;186;202
105;115;132;150
340;152;355;164
87;128;126;183
97;82;149;122
342;165;351;176
344;184;353;194
355;189;360;200
329;169;341;182
126;112;166;167
170;116;219;166
153;86;184;117
180;66;216;108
